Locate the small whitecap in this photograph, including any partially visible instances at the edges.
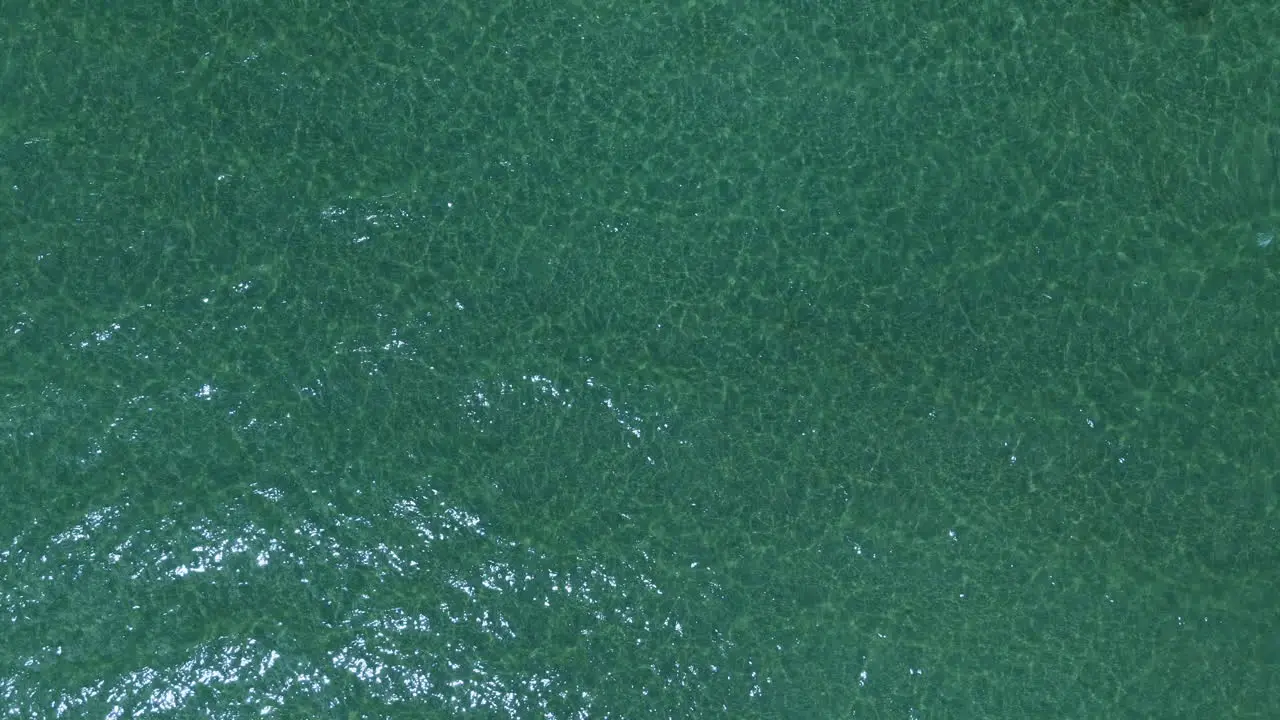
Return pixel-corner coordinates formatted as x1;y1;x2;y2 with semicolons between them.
1257;232;1275;248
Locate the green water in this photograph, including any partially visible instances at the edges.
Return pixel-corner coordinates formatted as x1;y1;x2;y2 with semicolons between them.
2;0;1278;717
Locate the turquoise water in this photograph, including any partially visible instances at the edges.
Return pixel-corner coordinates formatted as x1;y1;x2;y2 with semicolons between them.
2;0;1278;717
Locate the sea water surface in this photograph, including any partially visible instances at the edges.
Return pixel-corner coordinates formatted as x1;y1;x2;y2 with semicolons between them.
2;0;1278;717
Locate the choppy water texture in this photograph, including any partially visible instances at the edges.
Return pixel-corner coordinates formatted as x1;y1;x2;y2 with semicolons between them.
2;0;1279;717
